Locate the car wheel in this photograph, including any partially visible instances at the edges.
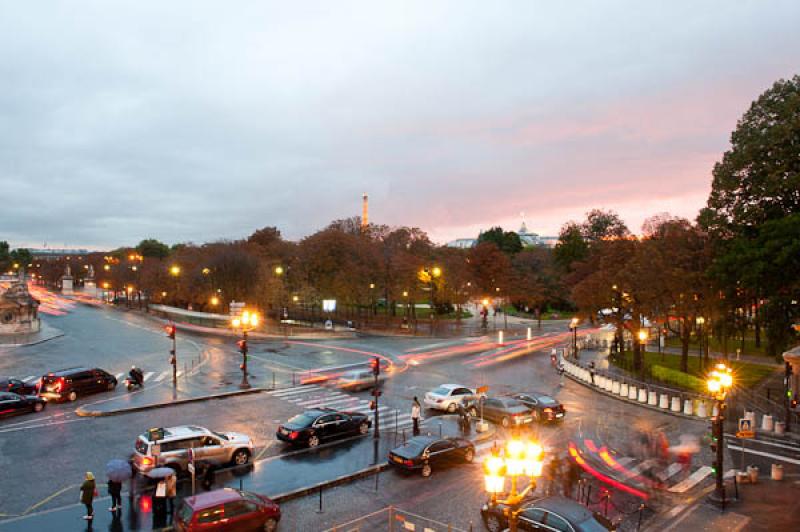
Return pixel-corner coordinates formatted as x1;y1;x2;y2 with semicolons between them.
263;517;278;532
308;435;320;448
501;416;510;428
421;463;432;477
446;403;457;413
67;391;77;402
463;448;474;463
107;382;116;391
359;422;369;435
33;402;44;412
484;513;503;532
232;449;250;466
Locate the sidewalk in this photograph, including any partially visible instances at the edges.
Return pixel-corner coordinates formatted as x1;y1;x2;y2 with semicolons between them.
0;320;64;348
0;416;495;531
646;477;800;531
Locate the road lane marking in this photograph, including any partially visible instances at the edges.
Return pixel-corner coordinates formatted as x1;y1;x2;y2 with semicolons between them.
176;370;183;377
267;384;317;395
143;372;154;381
668;466;712;493
0;417;84;434
297;396;361;409
657;462;683;482
155;372;167;382
270;385;322;398
290;392;347;404
727;444;800;465
726;435;800;453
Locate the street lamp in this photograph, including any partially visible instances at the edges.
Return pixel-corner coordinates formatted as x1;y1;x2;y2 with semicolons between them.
707;362;733;506
274;265;284;276
696;316;706;368
483;437;545;532
231;310;260;389
210;296;219;306
638;329;648;348
569;318;579;359
169;265;181;276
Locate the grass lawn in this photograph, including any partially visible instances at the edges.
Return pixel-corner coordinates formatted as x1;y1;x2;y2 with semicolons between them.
374;306;473;319
616;350;776;393
503;306;575;320
665;334;768;357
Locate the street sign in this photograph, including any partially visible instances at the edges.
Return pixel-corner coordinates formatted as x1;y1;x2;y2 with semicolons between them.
738;418;753;433
736;430;755;439
187;463;195;474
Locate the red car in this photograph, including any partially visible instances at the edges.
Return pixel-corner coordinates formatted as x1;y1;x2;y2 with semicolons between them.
174;488;280;531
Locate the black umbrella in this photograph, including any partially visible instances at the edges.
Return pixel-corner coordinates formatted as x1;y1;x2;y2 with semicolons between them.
105;459;132;482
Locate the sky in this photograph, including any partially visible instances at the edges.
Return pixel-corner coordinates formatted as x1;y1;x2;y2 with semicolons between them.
1;1;799;249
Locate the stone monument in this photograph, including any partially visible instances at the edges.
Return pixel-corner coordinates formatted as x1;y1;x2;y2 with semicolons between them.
61;264;74;294
0;269;41;335
84;264;97;298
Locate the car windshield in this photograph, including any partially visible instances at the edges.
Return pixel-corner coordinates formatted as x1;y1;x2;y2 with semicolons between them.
538;396;558;405
398;439;429;454
241;491;263;506
135;438;149;455
431;387;451;396
288;413;317;427
212;431;229;440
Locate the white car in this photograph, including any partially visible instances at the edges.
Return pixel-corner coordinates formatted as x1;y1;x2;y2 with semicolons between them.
133;425;254;473
336;370;385;391
424;384;477;413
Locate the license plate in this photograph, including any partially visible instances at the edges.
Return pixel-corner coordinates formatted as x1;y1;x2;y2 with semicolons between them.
556;413;564;418
392;456;403;464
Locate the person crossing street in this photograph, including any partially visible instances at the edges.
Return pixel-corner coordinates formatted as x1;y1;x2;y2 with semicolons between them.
411;397;421;436
79;472;96;521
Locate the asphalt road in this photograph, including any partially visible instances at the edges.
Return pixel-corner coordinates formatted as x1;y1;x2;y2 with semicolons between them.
1;301;797;530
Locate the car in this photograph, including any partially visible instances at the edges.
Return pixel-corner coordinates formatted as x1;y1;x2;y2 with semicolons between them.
133;426;254;474
174;488;280;531
0;377;37;396
0;392;47;418
38;367;117;402
388;435;475;477
511;392;566;423
481;495;616;532
276;408;371;448
336;369;385;391
424;384;477;413
478;397;534;428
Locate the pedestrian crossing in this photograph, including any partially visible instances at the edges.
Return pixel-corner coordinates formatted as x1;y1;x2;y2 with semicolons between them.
267;384;415;432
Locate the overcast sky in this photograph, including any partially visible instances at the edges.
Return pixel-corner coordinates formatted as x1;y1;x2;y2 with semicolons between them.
1;1;799;249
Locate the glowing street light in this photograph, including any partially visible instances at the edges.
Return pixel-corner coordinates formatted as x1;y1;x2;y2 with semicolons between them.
169;265;181;276
210;296;219;306
706;362;734;506
231;309;260;389
274;265;284;276
569;318;579;358
483;437;545;531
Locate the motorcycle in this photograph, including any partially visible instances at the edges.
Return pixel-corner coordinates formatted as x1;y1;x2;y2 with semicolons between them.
125;369;144;391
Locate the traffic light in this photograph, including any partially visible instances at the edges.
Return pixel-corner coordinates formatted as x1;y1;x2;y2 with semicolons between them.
369;400;376;410
371;388;382;397
165;324;176;339
237;339;248;355
787;362;794;377
792;394;798;409
371;356;380;377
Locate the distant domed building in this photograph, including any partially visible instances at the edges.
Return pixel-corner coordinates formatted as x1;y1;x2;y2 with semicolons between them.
446;221;559;249
0;272;41;336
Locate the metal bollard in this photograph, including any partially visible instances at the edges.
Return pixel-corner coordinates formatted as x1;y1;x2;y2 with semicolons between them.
317;486;323;513
637;503;645;531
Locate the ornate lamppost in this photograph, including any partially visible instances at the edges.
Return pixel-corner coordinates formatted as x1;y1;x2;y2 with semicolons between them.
483;437;545;532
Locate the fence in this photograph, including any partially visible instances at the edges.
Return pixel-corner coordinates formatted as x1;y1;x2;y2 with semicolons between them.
323;506;471;532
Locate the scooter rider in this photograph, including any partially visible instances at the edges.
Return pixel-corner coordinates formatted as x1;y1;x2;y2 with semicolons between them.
129;366;144;387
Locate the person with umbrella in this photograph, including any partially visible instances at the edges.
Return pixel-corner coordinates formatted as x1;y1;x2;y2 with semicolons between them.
165;472;177;515
105;459;132;513
79;472;96;520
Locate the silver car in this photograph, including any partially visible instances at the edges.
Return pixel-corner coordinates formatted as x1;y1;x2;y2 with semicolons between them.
336;370;384;391
133;425;254;473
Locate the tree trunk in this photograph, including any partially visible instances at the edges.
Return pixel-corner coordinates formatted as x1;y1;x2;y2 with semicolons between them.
754;297;761;347
633;336;642;373
680;319;690;373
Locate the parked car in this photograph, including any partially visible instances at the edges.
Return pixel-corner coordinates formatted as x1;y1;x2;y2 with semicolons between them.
479;397;534;428
0;377;37;396
481;496;615;531
388;435;475;477
336;369;385;391
276;408;371;448
133;426;254;474
511;392;566;423
174;488;280;531
424;384;477;413
0;392;47;418
37;367;117;402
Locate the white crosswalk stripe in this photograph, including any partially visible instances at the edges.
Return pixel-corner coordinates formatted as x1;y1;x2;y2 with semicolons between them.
143;372;155;382
176;370;183;378
657;462;684;482
155;372;168;382
298;395;362;409
289;391;345;403
270;385;322;398
668;466;712;493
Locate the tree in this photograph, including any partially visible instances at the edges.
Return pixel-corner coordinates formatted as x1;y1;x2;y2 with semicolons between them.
136;239;170;259
553;222;588;273
477;227;523;255
705;75;800;235
467;242;512;298
0;241;9;271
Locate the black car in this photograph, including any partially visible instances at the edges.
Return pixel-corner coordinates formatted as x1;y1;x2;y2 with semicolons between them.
481;496;615;532
0;377;37;396
512;392;566;423
479;397;534;428
388;435;475;477
0;392;47;418
276;408;371;448
38;367;118;402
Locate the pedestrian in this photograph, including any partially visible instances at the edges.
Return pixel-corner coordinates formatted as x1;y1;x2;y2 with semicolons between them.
547;455;562;495
411;397;421;436
558;363;565;386
80;472;97;520
589;361;595;385
456;400;472;435
564;460;581;499
165;472;177;515
107;477;122;512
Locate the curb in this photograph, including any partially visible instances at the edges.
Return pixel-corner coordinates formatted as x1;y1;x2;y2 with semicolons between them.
75;387;269;417
563;372;707;422
271;463;390;503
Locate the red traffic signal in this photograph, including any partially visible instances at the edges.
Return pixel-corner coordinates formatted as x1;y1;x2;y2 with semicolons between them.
164;324;176;339
370;357;381;377
237;339;248;354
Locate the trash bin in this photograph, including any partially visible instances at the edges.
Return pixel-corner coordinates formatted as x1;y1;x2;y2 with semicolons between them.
747;465;759;483
771;464;784;481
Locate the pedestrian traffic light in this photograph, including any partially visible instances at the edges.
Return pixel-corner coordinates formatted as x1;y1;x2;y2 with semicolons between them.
371;356;380;376
369;400;376;410
237;339;248;354
711;460;719;475
371;389;382;397
165;324;176;339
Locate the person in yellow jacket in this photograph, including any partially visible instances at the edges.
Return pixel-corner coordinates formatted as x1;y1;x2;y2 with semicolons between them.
79;472;96;520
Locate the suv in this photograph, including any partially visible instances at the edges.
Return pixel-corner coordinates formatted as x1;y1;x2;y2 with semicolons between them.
175;488;280;531
424;384;477;413
0;377;37;396
133;426;254;474
38;368;117;402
